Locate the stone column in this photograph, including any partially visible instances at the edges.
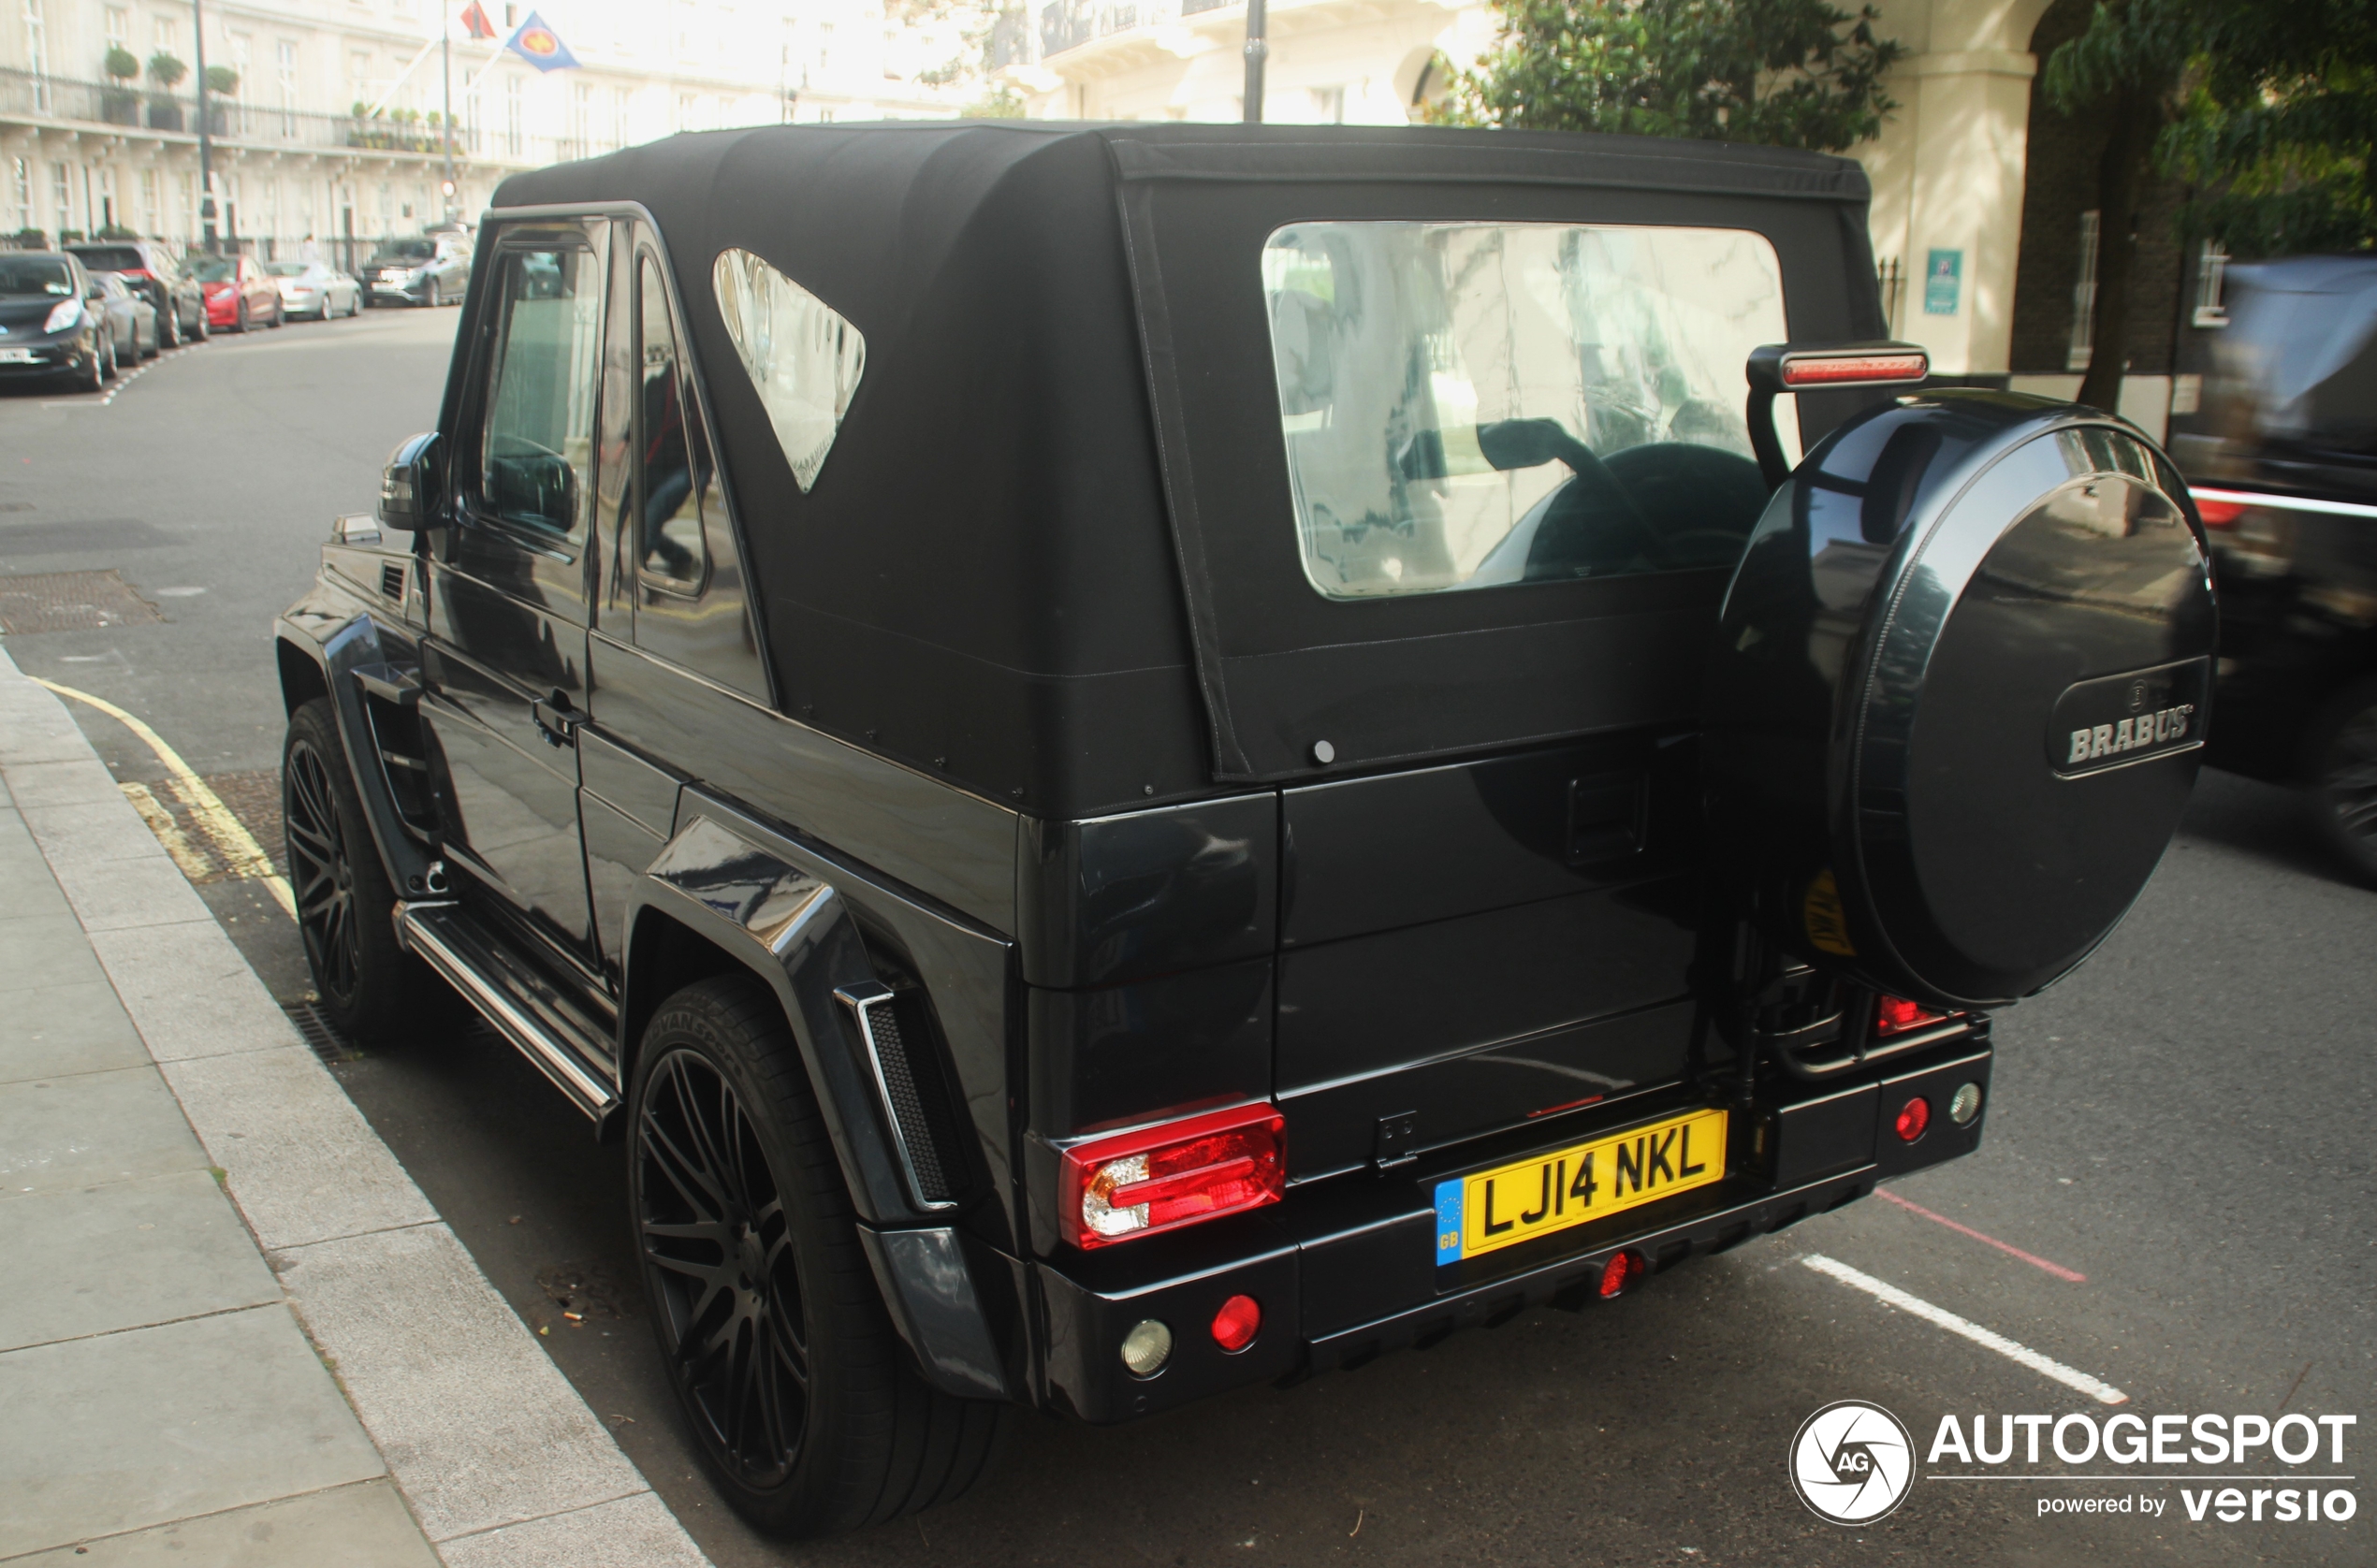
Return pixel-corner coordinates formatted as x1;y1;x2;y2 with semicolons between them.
1857;0;2054;376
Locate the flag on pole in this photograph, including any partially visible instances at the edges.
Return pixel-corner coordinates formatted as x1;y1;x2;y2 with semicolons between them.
503;10;579;71
460;2;497;40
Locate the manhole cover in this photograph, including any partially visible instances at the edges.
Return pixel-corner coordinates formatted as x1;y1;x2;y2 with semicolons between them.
0;569;165;633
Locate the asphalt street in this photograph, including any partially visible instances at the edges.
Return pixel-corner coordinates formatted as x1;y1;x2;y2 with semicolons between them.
1;309;2369;1568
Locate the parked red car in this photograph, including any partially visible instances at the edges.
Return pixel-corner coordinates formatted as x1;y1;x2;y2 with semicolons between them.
190;254;283;332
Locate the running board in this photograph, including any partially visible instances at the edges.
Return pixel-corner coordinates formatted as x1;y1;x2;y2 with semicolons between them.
396;901;620;1136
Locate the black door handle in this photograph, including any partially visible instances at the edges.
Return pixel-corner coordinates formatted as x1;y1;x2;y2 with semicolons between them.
532;692;579;748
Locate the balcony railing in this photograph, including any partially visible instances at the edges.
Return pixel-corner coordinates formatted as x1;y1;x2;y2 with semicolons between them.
996;0;1242;67
0;66;566;167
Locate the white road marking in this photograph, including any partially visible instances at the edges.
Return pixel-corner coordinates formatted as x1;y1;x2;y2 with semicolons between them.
1802;1254;2129;1405
36;340;198;408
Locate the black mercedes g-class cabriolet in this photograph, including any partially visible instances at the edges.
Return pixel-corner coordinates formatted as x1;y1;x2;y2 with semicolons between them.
272;122;2216;1536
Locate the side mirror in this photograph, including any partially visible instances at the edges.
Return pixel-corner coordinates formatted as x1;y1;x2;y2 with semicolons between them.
377;431;444;532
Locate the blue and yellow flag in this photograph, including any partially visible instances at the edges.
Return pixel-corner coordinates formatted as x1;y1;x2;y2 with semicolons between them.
503;10;579;72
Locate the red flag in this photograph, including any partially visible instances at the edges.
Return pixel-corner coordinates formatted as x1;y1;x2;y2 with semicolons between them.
460;2;496;39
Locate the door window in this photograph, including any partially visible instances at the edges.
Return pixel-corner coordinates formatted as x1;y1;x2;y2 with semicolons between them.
636;254;707;591
478;244;604;545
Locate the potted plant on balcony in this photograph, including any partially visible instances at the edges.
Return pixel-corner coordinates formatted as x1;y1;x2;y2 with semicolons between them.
147;51;187;130
102;46;142;124
204;64;239;134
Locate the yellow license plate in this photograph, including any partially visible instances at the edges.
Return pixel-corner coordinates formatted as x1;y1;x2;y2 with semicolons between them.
1433;1107;1728;1264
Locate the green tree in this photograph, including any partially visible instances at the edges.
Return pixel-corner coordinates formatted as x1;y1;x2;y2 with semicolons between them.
204;64;240;96
2166;0;2377;257
104;45;140;81
147;51;187;90
2041;0;2197;413
1441;0;1905;154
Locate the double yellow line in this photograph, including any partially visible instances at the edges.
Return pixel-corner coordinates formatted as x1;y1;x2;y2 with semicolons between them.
35;677;298;921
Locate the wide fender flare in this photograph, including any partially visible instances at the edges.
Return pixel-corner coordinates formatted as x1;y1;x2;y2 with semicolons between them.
623;811;1014;1401
278;614;441;902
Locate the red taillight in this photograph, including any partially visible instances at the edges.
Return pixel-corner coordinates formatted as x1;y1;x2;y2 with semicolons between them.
1599;1248;1646;1298
1210;1294;1261;1352
1778;350;1930;388
1895;1096;1932;1142
1059;1103;1285;1250
2193;498;2246;528
1874;995;1947;1036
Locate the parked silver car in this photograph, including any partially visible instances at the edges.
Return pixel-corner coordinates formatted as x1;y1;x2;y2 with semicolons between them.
266;261;362;321
88;271;158;363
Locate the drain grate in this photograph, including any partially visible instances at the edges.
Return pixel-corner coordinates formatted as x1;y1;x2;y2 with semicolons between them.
0;569;166;634
281;998;360;1064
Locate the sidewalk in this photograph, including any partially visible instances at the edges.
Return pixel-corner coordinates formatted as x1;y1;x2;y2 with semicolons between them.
0;648;710;1567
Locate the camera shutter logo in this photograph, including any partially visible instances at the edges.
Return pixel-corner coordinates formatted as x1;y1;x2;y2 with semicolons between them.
1790;1401;1918;1523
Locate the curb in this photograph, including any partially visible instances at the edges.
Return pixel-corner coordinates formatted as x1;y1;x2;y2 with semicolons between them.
0;646;713;1568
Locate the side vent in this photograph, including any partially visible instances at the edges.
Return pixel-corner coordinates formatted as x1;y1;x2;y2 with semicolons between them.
380;561;407;603
835;981;967;1210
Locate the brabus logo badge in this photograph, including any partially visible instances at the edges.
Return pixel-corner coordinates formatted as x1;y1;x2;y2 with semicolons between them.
2047;658;2211;778
1791;1401;1917;1523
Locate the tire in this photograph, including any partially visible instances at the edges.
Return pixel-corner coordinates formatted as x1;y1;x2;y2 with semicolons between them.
629;977;1006;1537
281;698;454;1045
233;301;249;334
270;298;284;328
98;335;118;382
159;308;180;350
2303;673;2377;887
193;309;210;341
70;341;103;394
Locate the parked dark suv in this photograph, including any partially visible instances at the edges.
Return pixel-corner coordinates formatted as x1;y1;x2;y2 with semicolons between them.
273;123;2215;1538
64;239;207;347
2169;254;2377;882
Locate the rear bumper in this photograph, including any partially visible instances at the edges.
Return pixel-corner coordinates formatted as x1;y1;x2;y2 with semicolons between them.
1027;1035;1992;1423
0;341;90;376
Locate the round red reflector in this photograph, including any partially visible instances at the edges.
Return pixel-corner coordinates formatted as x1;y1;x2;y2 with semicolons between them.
1598;1249;1645;1299
1209;1294;1261;1353
1895;1096;1932;1142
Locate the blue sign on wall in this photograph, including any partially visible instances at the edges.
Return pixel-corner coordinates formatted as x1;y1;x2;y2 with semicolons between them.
1923;249;1962;316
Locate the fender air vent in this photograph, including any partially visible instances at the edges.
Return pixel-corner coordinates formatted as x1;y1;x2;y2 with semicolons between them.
836;982;967;1209
380;561;406;602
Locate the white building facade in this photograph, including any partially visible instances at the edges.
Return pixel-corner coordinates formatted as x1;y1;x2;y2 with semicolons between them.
998;0;2086;394
3;0;969;262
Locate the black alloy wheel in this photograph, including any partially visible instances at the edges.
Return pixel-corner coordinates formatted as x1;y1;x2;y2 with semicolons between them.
280;698;453;1044
638;1044;810;1489
2306;674;2377;887
630;978;1006;1537
284;726;360;1007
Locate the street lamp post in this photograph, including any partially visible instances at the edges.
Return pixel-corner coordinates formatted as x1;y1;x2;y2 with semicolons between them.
1242;0;1267;123
193;0;215;250
442;29;456;221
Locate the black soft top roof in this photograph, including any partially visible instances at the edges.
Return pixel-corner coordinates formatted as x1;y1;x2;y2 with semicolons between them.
491;123;1879;819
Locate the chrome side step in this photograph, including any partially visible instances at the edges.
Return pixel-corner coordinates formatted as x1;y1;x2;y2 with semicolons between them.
396;901;620;1132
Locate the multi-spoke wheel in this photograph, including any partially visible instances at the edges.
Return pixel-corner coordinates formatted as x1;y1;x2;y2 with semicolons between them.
638;1046;809;1488
629;977;1006;1537
280;698;452;1044
2307;674;2377;887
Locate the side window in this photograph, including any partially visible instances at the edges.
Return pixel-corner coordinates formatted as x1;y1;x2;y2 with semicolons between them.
479;244;603;544
635;254;707;591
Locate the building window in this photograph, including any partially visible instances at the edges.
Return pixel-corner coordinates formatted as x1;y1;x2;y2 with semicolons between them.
349;51;372;113
504;76;523;156
676;92;693;132
2067;210;2100;372
24;0;50;113
2193;240;2230;328
139;167;157;232
610;85;629;150
571;82;591;158
152;14;175;52
277;39;298;135
103;5;125;44
50;162;70;237
9;156;31;233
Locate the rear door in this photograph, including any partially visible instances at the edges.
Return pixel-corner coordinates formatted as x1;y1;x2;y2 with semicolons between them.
419;222;608;963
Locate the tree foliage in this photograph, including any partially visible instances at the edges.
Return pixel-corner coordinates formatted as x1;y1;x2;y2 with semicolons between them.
1440;0;1905;154
2166;0;2377;255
